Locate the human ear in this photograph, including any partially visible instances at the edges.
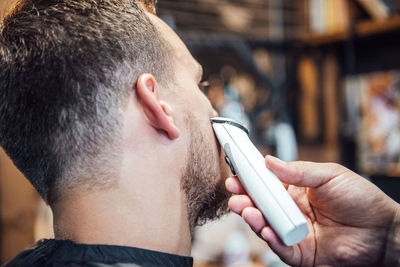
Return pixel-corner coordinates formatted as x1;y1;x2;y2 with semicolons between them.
136;74;180;140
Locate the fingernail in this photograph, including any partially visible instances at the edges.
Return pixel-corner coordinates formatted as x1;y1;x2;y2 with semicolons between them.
260;227;271;241
225;177;234;189
225;177;233;182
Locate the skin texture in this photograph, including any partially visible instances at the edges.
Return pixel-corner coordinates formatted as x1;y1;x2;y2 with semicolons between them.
52;12;230;256
226;155;400;266
181;113;230;231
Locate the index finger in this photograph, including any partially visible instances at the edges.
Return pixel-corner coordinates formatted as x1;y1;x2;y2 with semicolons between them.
266;156;348;188
225;176;246;194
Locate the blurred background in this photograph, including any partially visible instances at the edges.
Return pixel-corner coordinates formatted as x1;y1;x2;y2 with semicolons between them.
1;0;400;266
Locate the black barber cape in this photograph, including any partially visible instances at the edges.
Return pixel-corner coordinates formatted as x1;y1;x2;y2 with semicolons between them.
3;239;193;267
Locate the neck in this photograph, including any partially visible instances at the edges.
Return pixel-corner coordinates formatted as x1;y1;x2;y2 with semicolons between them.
51;174;192;256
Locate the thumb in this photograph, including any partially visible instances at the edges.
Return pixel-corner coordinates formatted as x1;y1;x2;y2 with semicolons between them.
265;156;347;188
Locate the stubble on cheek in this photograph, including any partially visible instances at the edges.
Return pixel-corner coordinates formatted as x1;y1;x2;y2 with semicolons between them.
180;115;230;232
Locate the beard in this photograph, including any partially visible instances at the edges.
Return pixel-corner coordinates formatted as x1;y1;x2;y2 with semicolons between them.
180;114;230;232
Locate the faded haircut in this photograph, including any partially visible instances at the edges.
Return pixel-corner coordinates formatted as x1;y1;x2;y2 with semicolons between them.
0;0;170;204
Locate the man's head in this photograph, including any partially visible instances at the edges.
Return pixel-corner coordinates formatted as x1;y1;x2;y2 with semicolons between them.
0;0;229;229
0;0;170;203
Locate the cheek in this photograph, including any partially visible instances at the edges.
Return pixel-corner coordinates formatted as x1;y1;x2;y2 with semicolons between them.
219;151;231;178
208;121;231;179
195;88;214;112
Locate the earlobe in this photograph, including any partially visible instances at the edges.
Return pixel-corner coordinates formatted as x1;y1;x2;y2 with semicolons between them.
136;74;180;140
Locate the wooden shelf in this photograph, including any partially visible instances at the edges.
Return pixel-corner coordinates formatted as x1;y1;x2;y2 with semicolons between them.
357;15;400;36
302;29;349;46
362;163;400;178
303;15;400;46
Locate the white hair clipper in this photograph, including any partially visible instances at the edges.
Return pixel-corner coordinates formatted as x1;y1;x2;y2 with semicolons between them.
211;117;308;246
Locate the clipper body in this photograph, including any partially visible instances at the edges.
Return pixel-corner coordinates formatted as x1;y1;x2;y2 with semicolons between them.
211;117;308;246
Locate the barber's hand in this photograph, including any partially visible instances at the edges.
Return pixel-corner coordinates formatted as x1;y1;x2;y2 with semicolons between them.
225;156;400;267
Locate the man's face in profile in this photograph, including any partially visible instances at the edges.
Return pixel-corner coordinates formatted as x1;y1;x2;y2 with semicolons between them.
148;14;231;230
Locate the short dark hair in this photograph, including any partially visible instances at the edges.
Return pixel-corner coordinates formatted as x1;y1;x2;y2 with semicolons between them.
0;0;169;203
